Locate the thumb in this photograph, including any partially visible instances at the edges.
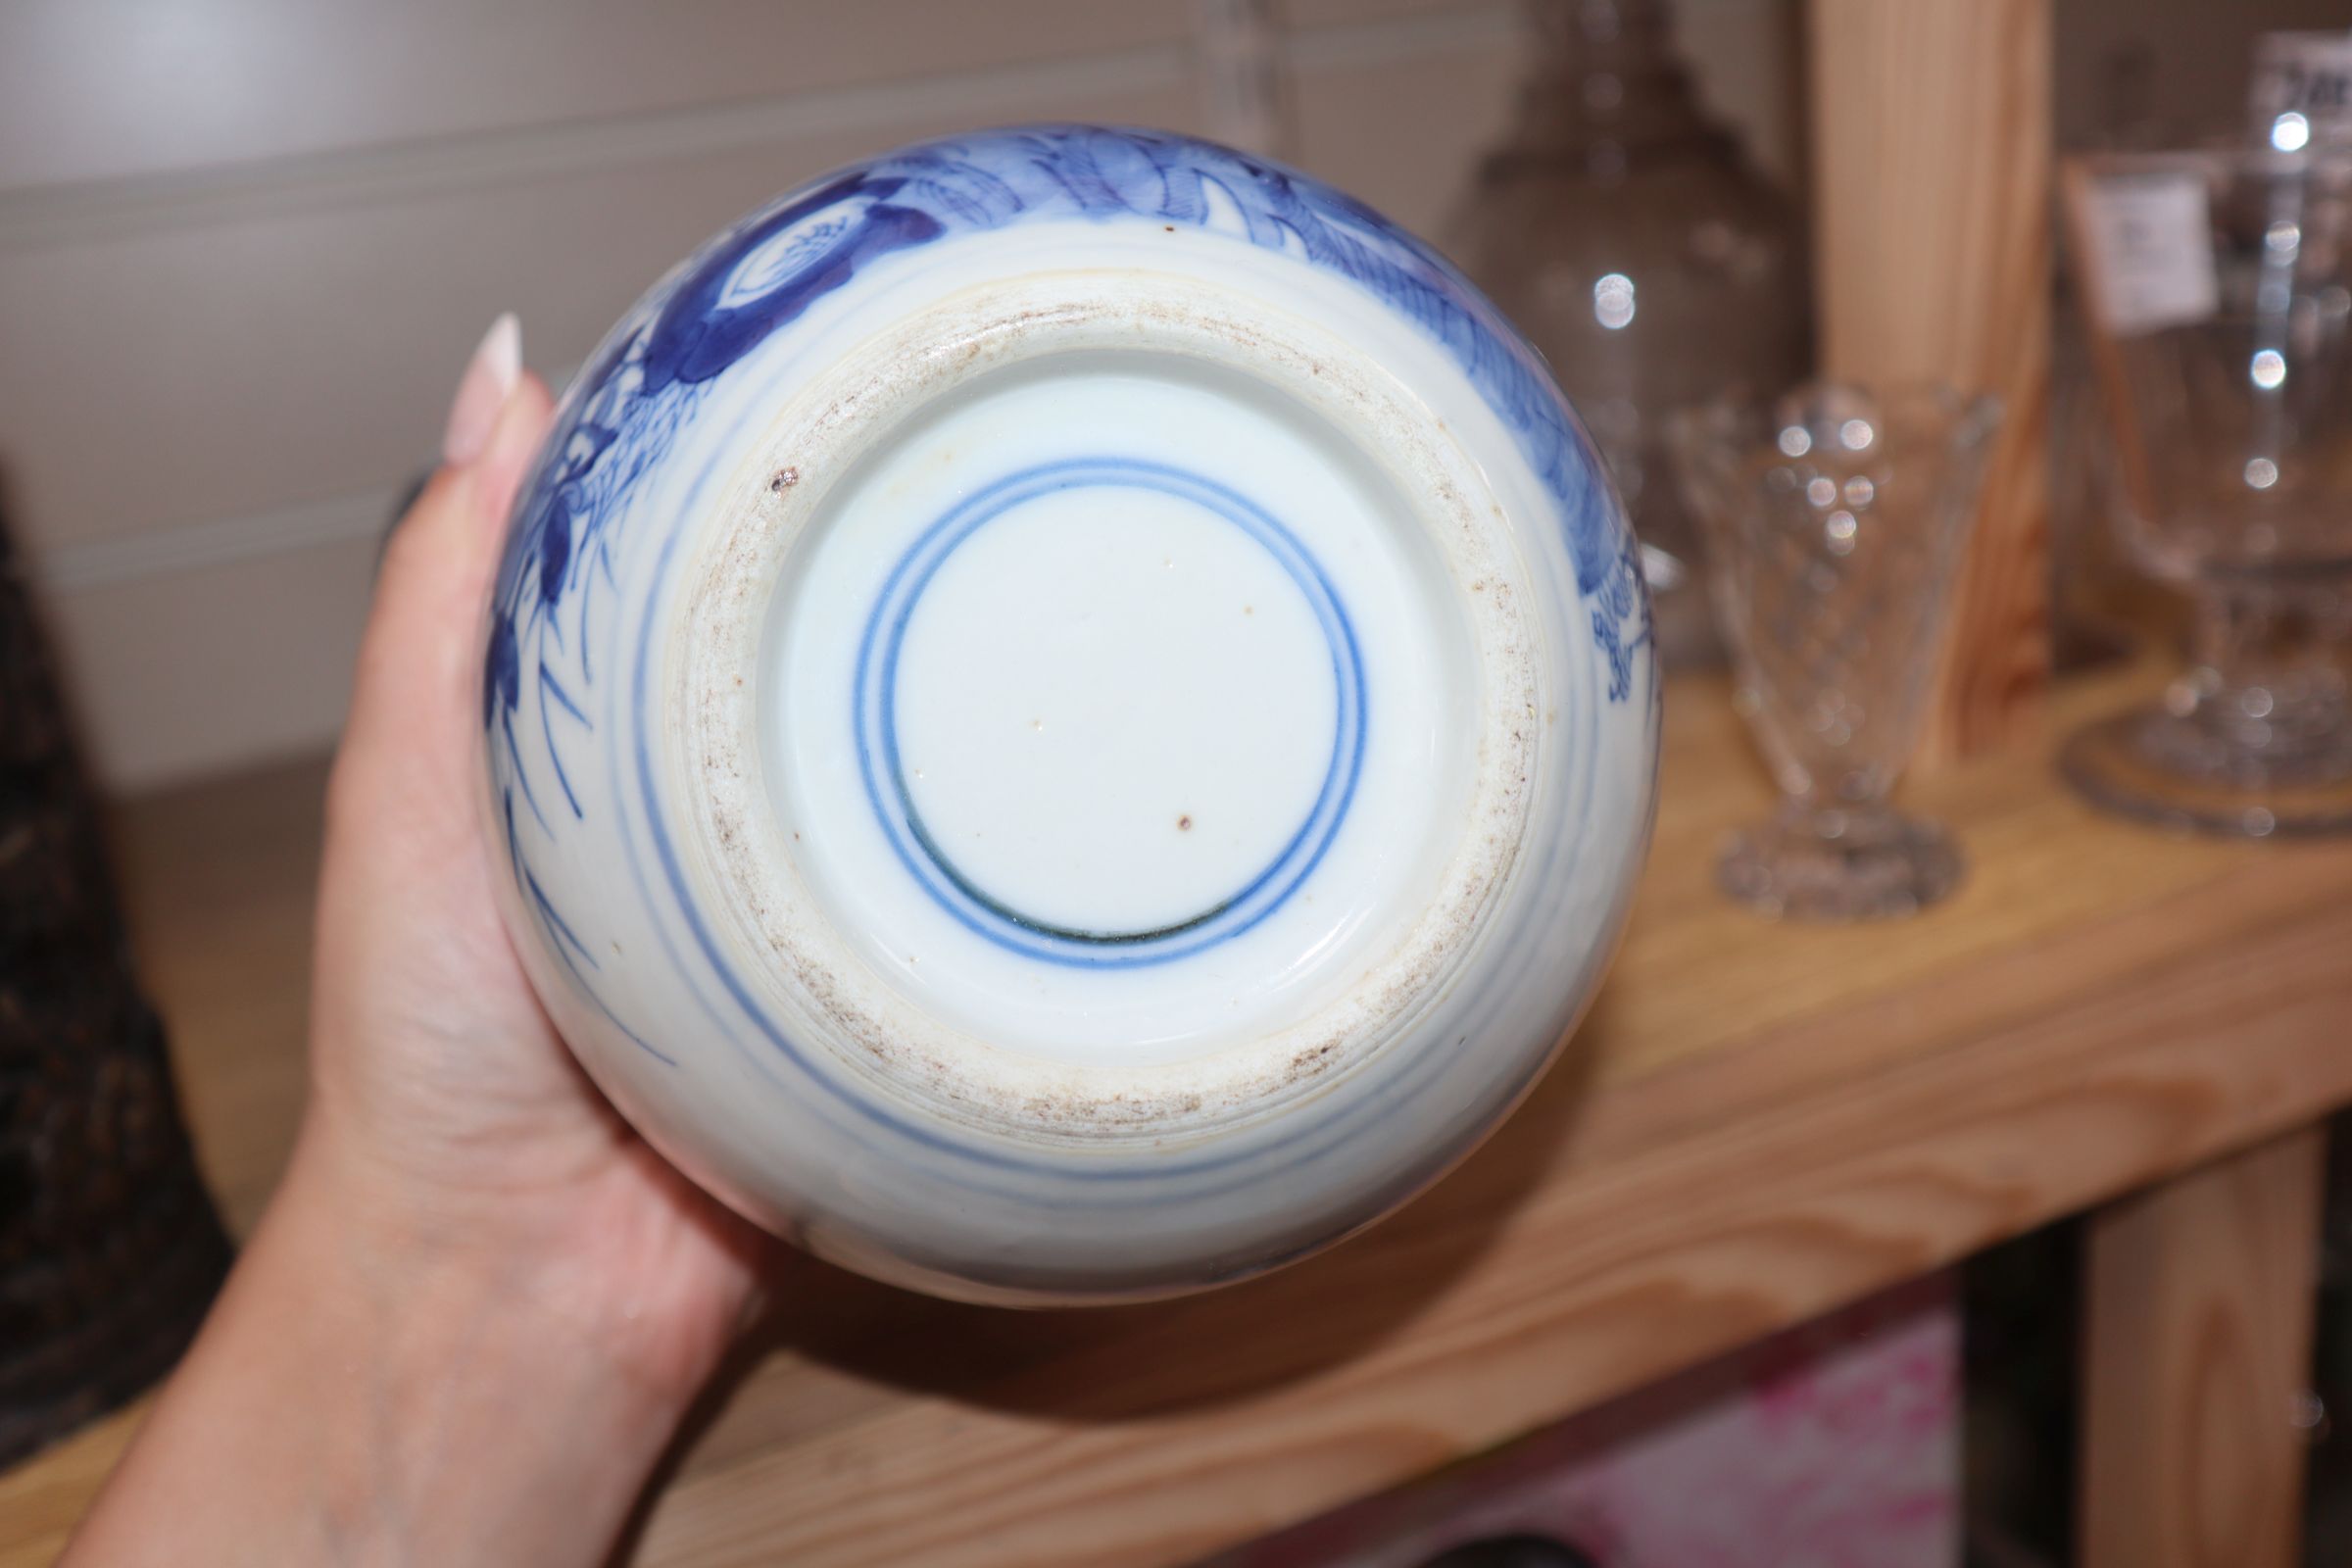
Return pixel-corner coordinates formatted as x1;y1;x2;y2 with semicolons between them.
343;318;555;787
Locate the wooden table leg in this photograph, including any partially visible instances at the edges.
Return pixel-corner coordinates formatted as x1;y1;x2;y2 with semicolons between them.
2080;1125;2327;1568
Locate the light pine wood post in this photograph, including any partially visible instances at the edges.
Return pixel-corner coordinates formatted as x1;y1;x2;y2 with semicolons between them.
2079;1127;2326;1568
1807;0;2052;764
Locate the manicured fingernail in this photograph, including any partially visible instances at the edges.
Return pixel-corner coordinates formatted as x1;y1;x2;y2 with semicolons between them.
441;313;521;467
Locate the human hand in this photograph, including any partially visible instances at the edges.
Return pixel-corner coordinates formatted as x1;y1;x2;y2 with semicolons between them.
69;318;772;1565
309;313;769;1400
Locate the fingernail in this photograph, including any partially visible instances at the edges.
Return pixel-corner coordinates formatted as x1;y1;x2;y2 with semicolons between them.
441;313;521;467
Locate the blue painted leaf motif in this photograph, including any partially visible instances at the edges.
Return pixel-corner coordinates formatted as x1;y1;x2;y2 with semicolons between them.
483;612;518;731
536;495;571;607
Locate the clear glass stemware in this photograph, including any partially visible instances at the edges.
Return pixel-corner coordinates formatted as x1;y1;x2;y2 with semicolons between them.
1671;383;2003;919
2062;145;2352;837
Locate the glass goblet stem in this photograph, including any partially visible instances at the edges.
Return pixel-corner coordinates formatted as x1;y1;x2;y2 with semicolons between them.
2175;574;2352;779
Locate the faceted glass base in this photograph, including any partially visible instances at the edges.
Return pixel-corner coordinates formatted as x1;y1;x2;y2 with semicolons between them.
1716;805;1964;921
2061;706;2352;839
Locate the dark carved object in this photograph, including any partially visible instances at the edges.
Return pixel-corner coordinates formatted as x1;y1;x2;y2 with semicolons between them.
0;516;231;1466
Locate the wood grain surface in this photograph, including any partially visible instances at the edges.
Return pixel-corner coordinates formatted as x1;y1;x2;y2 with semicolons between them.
6;665;2351;1566
1810;0;2054;764
2080;1127;2327;1568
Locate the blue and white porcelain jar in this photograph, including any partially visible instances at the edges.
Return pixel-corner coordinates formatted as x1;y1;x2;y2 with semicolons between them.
483;124;1657;1303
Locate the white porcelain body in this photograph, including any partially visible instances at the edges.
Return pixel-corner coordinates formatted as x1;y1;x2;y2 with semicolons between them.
482;126;1658;1303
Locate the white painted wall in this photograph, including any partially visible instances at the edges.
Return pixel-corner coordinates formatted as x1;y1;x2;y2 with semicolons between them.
2;0;1800;789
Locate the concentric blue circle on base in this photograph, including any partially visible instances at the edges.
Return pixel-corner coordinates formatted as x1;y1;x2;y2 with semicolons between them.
853;457;1366;968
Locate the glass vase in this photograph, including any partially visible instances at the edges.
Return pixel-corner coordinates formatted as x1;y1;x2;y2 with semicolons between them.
2061;145;2352;837
1446;0;1812;667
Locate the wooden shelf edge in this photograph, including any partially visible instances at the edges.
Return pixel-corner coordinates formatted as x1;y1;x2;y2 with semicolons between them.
634;869;2352;1566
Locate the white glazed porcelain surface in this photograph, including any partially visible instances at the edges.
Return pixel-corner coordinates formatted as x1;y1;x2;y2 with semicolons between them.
482;126;1658;1302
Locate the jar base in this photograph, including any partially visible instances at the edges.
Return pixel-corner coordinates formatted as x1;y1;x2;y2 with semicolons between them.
672;272;1550;1142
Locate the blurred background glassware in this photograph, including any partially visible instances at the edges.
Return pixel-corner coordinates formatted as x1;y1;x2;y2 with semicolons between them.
2249;29;2352;157
1447;0;1811;670
1672;383;2002;920
2060;143;2352;837
2048;41;2200;674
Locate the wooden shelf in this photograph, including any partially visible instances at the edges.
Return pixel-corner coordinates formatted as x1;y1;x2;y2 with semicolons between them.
8;664;2352;1568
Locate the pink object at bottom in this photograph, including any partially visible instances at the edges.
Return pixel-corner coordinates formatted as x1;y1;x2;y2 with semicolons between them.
1205;1274;1958;1568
